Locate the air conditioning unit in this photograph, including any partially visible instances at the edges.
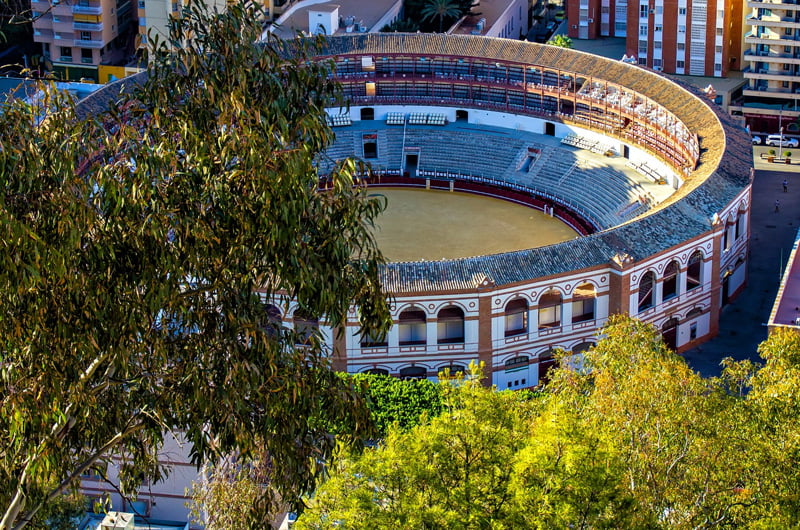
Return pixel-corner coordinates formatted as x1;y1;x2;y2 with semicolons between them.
588;18;594;23
572;24;578;29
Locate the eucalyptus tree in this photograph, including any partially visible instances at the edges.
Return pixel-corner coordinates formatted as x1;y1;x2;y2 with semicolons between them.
0;1;391;528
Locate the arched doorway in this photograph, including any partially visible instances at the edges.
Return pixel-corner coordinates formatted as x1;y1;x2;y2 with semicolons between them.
662;317;679;350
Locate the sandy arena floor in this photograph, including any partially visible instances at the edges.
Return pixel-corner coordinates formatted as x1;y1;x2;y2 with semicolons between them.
370;188;579;262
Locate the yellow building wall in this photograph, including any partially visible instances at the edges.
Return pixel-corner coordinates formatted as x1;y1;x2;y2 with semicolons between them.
98;65;145;84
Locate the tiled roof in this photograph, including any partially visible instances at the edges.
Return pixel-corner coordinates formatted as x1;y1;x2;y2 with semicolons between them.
75;35;752;294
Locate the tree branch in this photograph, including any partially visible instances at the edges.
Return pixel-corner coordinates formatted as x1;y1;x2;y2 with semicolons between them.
7;418;147;530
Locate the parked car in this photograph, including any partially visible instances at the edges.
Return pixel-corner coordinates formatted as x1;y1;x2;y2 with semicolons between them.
765;134;799;148
752;136;762;145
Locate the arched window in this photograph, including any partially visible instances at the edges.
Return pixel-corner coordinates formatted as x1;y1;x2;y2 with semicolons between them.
438;364;466;377
572;341;594;354
724;217;734;251
399;366;427;380
398;308;427;346
686;307;704;320
571;284;595;323
663;261;679;301
360;326;387;348
661;317;679;350
504;355;529;368
735;210;744;239
638;271;655;312
363;368;389;376
504;299;528;337
437;306;465;344
686;251;703;291
260;303;283;337
538;290;562;330
293;309;319;345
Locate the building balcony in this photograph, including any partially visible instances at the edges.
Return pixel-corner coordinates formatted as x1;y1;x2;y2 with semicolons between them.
51;19;74;33
32;29;54;42
744;49;800;61
743;85;800;98
745;33;800;46
72;4;103;15
746;15;800;27
32;13;53;27
744;67;800;81
75;38;104;48
58;56;74;63
748;0;800;8
51;3;75;17
73;21;103;31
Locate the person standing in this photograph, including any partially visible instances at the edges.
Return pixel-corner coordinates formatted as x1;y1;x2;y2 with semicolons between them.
775;199;781;212
784;179;788;193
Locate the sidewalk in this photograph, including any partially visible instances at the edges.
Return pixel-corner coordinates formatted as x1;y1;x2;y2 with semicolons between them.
682;150;800;377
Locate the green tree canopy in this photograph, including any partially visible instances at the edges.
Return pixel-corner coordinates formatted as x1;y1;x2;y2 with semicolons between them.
297;366;539;529
0;1;391;528
296;317;800;528
349;373;444;435
547;34;572;48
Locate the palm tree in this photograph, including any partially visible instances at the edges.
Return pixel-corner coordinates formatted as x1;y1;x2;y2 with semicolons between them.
421;0;462;33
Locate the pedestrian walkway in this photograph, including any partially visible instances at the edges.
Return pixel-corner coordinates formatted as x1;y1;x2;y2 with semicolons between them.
683;156;800;376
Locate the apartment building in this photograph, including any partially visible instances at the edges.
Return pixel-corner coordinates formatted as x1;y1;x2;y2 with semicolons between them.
737;0;800;133
450;0;529;39
32;0;136;81
567;0;744;77
137;0;227;50
137;0;298;51
566;0;629;39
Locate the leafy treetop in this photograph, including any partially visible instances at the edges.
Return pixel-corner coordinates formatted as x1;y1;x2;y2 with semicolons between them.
0;1;391;528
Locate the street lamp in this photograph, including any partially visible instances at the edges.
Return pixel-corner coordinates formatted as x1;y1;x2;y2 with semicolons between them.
781;126;784;160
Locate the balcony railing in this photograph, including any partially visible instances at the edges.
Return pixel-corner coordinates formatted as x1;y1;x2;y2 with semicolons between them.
74;38;104;48
74;21;103;31
81;57;94;64
72;4;103;15
59;56;73;63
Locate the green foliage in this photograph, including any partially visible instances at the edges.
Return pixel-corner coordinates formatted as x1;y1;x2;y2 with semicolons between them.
189;456;272;530
420;0;463;32
0;1;391;527
349;374;443;435
296;317;800;528
298;369;539;529
404;0;473;33
547;34;572;48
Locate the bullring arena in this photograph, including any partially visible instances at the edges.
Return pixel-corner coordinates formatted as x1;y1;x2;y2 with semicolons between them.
80;34;753;389
316;34;753;388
